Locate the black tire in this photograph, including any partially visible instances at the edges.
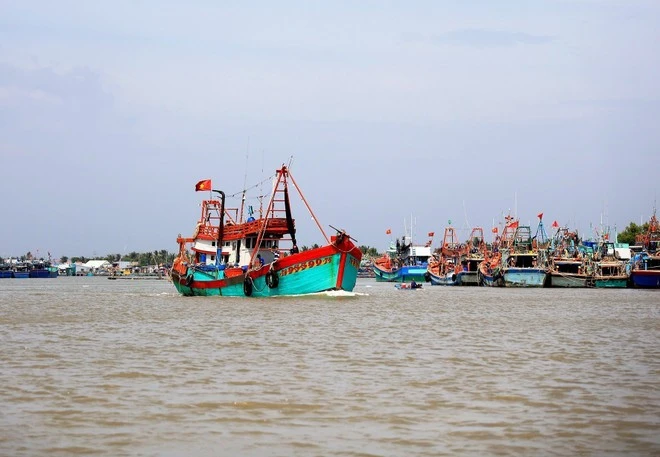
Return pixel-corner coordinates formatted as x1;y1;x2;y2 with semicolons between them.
266;270;279;288
243;276;253;296
424;272;431;283
185;272;194;286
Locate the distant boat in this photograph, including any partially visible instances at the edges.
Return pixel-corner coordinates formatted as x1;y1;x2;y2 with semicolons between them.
548;259;591;288
547;227;591;288
478;252;504;287
583;240;630;288
0;264;12;278
425;226;462;286
28;261;58;278
12;263;30;278
501;221;547;288
478;215;517;287
170;165;362;297
457;227;486;286
630;210;660;288
373;226;433;283
395;282;423;290
630;252;660;288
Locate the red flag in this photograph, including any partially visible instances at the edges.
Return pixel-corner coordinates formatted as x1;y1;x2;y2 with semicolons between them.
385;228;392;235
537;212;543;219
492;227;498;233
552;220;559;228
508;221;519;229
428;232;435;237
195;179;212;191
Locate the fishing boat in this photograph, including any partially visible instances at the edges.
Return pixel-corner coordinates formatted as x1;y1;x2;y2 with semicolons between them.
372;227;433;283
426;256;460;285
579;237;630;288
630;252;660;288
478;218;516;287
457;227;486;286
425;226;462;286
11;263;30;278
630;210;660;288
547;227;591;288
548;258;591;287
372;249;399;282
29;260;59;278
170;165;363;297
478;251;504;287
0;264;12;278
501;216;548;287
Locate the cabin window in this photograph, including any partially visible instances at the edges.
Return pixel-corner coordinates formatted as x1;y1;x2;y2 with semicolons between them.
210;255;215;262
211;241;216;247
246;237;256;249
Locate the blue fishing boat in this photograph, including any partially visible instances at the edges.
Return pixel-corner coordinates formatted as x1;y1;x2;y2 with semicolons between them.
501;219;548;288
373;227;433;283
28;261;59;278
0;264;12;278
12;263;30;278
630;252;660;288
630;211;660;288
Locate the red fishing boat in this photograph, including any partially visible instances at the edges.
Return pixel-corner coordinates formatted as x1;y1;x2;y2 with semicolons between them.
170;165;362;297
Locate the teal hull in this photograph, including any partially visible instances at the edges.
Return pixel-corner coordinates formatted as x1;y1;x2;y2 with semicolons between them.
173;250;361;297
373;265;428;283
503;268;547;287
594;277;628;288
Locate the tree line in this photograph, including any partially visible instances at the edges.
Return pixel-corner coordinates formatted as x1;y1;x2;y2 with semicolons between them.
2;245;382;266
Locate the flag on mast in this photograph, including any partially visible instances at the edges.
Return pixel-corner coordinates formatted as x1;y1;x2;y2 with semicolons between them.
195;179;212;192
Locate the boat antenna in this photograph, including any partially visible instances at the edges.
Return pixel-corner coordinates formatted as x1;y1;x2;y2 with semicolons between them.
258;149;265;218
239;137;250;223
514;192;517;220
462;199;470;233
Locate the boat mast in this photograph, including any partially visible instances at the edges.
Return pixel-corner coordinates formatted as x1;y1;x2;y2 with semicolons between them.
239;138;250;223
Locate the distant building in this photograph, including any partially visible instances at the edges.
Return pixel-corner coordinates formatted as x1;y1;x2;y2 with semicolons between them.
84;260;111;270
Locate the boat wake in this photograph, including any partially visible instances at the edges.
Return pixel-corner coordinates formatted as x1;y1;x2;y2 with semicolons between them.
278;290;366;298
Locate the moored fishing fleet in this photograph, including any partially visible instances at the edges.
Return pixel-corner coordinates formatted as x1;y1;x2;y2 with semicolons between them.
375;211;660;289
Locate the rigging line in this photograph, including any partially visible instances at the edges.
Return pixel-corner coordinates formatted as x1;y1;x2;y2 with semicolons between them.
224;174;276;198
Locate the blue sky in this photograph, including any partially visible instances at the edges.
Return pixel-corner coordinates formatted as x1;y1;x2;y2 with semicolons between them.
1;0;659;258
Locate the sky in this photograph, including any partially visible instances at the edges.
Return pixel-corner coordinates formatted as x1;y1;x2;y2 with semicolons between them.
1;0;659;259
